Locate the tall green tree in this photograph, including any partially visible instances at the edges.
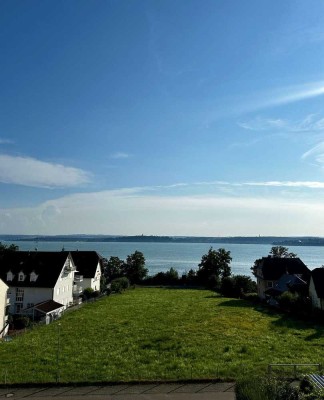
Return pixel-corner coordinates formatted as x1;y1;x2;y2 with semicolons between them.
197;247;232;285
123;251;148;284
269;246;297;258
104;256;125;281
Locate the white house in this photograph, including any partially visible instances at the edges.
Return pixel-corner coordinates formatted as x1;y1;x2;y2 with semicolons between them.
0;278;9;337
0;251;80;316
70;251;102;292
309;268;324;311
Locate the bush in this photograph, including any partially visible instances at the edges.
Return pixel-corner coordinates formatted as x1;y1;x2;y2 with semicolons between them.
235;377;299;400
111;277;130;293
277;291;304;314
145;268;180;286
13;316;30;330
82;287;94;300
220;275;257;298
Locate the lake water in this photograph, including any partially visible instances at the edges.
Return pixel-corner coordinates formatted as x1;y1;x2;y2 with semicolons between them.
5;240;324;278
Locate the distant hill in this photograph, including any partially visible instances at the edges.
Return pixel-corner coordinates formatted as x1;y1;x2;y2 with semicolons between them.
1;234;324;246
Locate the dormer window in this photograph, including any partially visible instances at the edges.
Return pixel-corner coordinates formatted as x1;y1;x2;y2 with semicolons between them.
7;271;13;282
18;272;25;282
30;271;38;282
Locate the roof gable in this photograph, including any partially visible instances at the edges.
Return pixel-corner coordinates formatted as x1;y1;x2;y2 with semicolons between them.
255;257;310;280
0;251;71;287
70;251;102;278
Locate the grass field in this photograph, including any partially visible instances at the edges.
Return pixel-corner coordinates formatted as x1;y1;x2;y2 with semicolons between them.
0;288;323;384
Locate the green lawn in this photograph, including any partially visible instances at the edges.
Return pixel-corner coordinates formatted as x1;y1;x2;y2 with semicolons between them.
0;288;323;384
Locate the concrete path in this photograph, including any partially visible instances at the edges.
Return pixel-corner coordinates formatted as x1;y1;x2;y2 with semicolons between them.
0;383;235;400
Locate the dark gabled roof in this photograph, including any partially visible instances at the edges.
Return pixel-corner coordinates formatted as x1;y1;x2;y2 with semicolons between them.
34;300;64;314
311;268;324;299
0;251;71;288
70;251;102;278
255;257;310;280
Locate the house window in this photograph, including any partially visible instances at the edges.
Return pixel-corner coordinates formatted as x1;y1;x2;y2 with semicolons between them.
15;303;23;313
30;272;38;282
18;272;25;282
16;288;24;302
27;303;34;308
7;271;13;281
267;281;273;288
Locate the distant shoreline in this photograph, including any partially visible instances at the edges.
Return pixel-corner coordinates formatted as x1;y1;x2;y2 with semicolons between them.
1;234;324;246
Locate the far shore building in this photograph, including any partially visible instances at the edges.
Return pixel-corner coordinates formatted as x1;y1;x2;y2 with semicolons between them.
0;278;9;337
253;256;310;300
70;251;102;292
0;251;81;319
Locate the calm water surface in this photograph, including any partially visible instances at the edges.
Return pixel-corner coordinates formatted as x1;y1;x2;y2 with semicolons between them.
6;241;324;278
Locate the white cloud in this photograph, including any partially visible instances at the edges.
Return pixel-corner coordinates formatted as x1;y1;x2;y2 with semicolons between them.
243;181;324;189
2;181;324;235
110;152;130;159
0;154;90;188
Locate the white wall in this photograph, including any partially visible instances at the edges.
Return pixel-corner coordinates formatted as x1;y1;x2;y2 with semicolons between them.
80;262;101;292
309;278;322;309
0;279;9;337
53;271;74;306
7;287;53;314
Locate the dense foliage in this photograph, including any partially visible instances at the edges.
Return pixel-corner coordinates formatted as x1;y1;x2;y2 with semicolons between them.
0;242;19;252
103;251;148;285
197;247;232;286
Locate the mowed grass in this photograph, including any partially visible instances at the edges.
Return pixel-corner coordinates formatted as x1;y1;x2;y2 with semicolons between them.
0;288;323;384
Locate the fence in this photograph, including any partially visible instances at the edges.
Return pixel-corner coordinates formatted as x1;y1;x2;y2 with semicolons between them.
268;363;322;379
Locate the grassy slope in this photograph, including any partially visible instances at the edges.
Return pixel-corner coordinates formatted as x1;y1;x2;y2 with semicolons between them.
0;288;323;384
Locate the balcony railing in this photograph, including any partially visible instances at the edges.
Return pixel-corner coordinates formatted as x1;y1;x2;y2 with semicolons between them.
74;275;83;283
73;285;83;296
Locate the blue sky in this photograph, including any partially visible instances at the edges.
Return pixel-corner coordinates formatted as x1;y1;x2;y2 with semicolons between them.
2;0;324;235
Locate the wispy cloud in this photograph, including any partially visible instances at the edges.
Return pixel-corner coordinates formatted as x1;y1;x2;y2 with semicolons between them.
0;138;14;144
262;81;324;109
110;152;130;159
301;141;324;167
243;181;324;189
0;154;91;188
238;114;324;133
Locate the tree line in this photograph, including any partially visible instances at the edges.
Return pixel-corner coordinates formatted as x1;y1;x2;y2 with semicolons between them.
102;246;257;297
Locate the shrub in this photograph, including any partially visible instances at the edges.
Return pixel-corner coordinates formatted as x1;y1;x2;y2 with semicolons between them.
277;291;301;313
82;287;94;300
146;268;180;286
111;277;130;293
235;377;299;400
13;316;30;330
220;275;257;298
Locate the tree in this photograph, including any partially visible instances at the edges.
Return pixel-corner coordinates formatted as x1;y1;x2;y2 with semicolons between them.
269;246;297;258
197;247;232;285
220;275;257;298
0;242;19;252
123;251;148;284
104;256;125;281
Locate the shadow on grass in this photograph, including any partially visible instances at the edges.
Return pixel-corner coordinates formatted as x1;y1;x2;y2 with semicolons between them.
270;314;324;340
217;299;253;308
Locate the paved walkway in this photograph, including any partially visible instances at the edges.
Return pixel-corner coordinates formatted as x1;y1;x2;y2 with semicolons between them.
0;383;235;400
